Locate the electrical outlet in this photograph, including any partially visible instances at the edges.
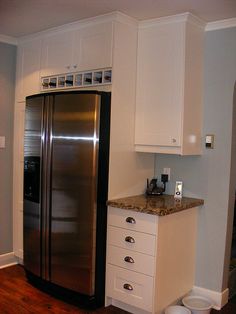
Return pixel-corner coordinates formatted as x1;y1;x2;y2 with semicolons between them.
163;168;171;180
205;134;214;149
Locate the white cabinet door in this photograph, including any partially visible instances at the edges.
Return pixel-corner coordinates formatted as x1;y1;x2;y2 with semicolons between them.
135;14;203;155
106;264;153;312
15;39;41;102
135;22;184;148
77;22;113;71
41;30;74;76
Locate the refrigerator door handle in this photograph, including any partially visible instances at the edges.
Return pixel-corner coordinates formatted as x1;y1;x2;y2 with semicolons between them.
46;96;53;281
41;95;53;281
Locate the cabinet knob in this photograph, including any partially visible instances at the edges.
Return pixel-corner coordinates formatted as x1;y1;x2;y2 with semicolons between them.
172;138;177;143
125;236;135;243
66;65;70;70
73;64;77;69
124;256;135;263
126;217;136;224
123;283;133;291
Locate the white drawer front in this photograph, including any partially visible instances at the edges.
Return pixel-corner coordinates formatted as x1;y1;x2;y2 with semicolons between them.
107;245;155;276
107;225;156;256
108;206;157;235
106;264;153;311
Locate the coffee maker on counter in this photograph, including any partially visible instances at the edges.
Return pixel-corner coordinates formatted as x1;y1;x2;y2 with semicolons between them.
146;175;168;196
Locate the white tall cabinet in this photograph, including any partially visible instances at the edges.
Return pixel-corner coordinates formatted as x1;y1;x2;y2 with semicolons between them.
13;12;154;262
13;37;42;260
135;13;204;155
12;102;25;260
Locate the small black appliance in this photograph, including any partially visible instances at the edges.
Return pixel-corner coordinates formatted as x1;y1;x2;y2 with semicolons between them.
146;175;168;196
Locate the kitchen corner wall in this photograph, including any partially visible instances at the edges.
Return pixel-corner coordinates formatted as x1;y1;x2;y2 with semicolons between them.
155;26;236;293
0;42;16;254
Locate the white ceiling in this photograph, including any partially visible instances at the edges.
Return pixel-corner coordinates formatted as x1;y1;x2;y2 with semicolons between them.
1;0;236;38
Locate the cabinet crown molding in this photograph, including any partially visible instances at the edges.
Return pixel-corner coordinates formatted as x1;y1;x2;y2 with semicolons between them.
13;11;236;45
17;11;137;44
139;12;205;29
205;17;236;31
0;34;18;45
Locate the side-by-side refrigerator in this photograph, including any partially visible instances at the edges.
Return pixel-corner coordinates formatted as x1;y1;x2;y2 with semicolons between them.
23;91;111;307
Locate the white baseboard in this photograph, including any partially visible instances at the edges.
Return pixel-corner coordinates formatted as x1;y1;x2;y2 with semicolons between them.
0;252;18;269
191;285;229;310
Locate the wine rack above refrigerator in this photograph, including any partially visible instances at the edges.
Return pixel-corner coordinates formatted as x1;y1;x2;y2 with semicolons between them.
41;68;112;91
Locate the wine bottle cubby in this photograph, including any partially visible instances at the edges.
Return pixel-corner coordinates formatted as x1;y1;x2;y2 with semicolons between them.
41;68;112;91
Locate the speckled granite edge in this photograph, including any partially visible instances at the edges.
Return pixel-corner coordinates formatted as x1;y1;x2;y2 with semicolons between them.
107;194;204;216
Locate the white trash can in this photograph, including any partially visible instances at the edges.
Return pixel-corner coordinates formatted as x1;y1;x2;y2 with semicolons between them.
182;296;213;314
165;305;191;314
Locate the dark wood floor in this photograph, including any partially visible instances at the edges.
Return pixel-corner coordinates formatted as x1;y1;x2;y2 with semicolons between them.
0;265;129;314
0;265;236;314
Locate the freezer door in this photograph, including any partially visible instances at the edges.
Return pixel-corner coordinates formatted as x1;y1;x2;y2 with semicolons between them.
23;96;44;277
50;93;101;295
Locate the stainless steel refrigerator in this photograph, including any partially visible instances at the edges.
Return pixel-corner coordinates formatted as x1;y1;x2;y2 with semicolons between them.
23;91;110;307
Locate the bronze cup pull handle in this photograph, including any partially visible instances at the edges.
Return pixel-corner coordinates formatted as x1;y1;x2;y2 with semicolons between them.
125;236;135;243
126;217;136;224
124;256;135;263
123;283;133;291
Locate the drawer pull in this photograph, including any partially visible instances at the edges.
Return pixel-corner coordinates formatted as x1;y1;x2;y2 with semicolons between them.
125;236;135;243
126;217;136;224
123;283;133;291
124;256;134;263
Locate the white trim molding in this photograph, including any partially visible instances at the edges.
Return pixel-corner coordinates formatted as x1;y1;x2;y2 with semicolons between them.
0;34;18;45
191;285;229;310
139;12;205;29
0;252;18;269
206;17;236;31
18;11;137;43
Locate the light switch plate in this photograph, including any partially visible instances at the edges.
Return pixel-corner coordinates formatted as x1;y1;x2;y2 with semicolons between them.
0;136;6;148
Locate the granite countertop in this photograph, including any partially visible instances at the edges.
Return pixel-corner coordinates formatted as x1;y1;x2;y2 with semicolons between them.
107;194;204;216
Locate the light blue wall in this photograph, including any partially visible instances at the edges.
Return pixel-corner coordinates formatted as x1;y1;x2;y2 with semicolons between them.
0;42;16;254
155;27;236;292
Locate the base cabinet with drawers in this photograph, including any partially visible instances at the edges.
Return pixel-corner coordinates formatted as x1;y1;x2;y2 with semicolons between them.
106;206;198;314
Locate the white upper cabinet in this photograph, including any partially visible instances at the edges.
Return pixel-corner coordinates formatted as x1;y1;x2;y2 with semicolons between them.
135;13;205;155
40;21;113;77
75;22;113;71
15;38;42;102
40;30;75;77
